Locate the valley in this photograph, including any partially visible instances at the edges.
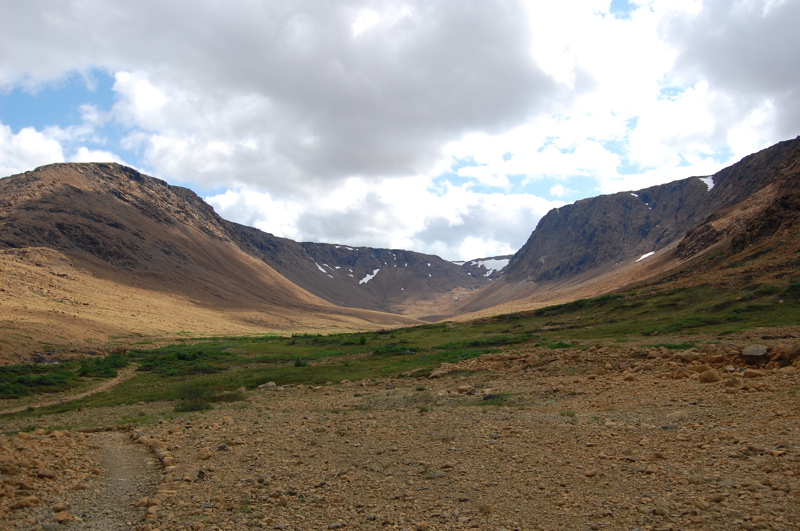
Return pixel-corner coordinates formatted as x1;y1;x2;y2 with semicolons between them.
0;137;799;529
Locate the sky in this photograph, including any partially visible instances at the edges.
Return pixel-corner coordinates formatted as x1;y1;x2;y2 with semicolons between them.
1;0;798;261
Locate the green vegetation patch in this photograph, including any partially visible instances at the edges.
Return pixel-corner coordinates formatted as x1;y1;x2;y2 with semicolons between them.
5;277;800;418
0;354;129;399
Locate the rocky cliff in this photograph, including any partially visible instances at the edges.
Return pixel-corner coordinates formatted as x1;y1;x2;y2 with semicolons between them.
503;137;800;283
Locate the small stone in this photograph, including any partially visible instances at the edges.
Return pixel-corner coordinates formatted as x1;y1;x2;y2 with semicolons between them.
742;344;768;358
743;368;766;378
691;364;714;374
723;377;741;387
52;502;69;513
665;410;689;423
37;468;56;479
698;370;721;383
675;351;700;363
11;496;39;509
672;368;691;379
456;385;475;394
198;447;213;460
54;511;74;524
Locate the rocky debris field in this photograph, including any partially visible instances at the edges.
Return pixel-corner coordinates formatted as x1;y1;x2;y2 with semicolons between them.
1;336;799;530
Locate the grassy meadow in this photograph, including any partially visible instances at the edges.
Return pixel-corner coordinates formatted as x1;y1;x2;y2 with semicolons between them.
2;279;799;424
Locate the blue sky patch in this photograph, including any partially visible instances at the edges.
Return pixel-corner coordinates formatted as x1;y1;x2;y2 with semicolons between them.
609;0;637;19
0;70;116;132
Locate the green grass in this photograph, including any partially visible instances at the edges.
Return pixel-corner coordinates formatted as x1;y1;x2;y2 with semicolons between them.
3;280;799;418
0;353;129;399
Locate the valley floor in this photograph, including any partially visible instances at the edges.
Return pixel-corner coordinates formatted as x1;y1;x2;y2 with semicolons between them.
1;335;799;530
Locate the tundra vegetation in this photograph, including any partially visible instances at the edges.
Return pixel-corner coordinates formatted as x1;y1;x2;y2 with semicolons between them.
2;280;798;421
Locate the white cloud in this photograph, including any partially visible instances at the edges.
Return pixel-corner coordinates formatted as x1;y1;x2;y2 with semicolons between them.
1;0;798;260
69;146;122;163
0;124;64;176
208;175;562;260
549;184;575;198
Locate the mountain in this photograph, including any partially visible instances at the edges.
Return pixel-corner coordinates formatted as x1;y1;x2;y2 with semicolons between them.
0;163;416;361
452;136;800;315
505;137;800;283
227;226;487;316
1;137;799;360
0;162;489;361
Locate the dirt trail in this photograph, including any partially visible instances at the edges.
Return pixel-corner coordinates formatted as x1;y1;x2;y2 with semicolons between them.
65;432;161;529
15;431;163;529
0;365;139;416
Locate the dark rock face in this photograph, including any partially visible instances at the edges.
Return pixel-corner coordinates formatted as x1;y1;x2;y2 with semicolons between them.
230;225;486;312
503;177;712;282
504;137;800;283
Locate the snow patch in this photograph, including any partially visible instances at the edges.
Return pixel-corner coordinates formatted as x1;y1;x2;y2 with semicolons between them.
474;258;510;276
630;192;639;198
359;268;380;284
314;262;327;273
636;251;656;262
700;176;714;190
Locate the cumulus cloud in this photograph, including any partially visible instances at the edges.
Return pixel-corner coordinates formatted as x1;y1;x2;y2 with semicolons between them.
2;1;554;194
0;124;64;176
664;0;800;141
69;146;122;163
1;0;798;260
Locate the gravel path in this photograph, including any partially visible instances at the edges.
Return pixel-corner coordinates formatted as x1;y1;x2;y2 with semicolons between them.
64;432;161;529
8;431;162;530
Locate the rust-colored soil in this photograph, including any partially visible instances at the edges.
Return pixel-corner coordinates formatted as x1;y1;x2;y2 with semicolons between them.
2;334;798;530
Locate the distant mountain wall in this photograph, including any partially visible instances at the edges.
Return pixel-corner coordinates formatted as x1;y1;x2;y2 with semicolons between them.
503;137;800;283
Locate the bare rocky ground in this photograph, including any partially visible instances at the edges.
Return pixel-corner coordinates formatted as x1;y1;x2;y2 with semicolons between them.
2;335;799;531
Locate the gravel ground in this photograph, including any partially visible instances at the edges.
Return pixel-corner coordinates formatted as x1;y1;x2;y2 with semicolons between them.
2;339;799;530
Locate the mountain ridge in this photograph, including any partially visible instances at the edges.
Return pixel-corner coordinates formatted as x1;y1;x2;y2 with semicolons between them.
1;137;799;361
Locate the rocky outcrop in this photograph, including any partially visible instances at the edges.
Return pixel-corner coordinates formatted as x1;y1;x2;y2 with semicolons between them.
504;136;800;283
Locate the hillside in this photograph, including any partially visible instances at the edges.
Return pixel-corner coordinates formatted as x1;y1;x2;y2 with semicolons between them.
451;136;800;316
1;138;799;360
228;226;487;316
0;164;424;362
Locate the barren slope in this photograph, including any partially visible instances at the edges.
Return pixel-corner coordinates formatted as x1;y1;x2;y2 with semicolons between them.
0;164;419;362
